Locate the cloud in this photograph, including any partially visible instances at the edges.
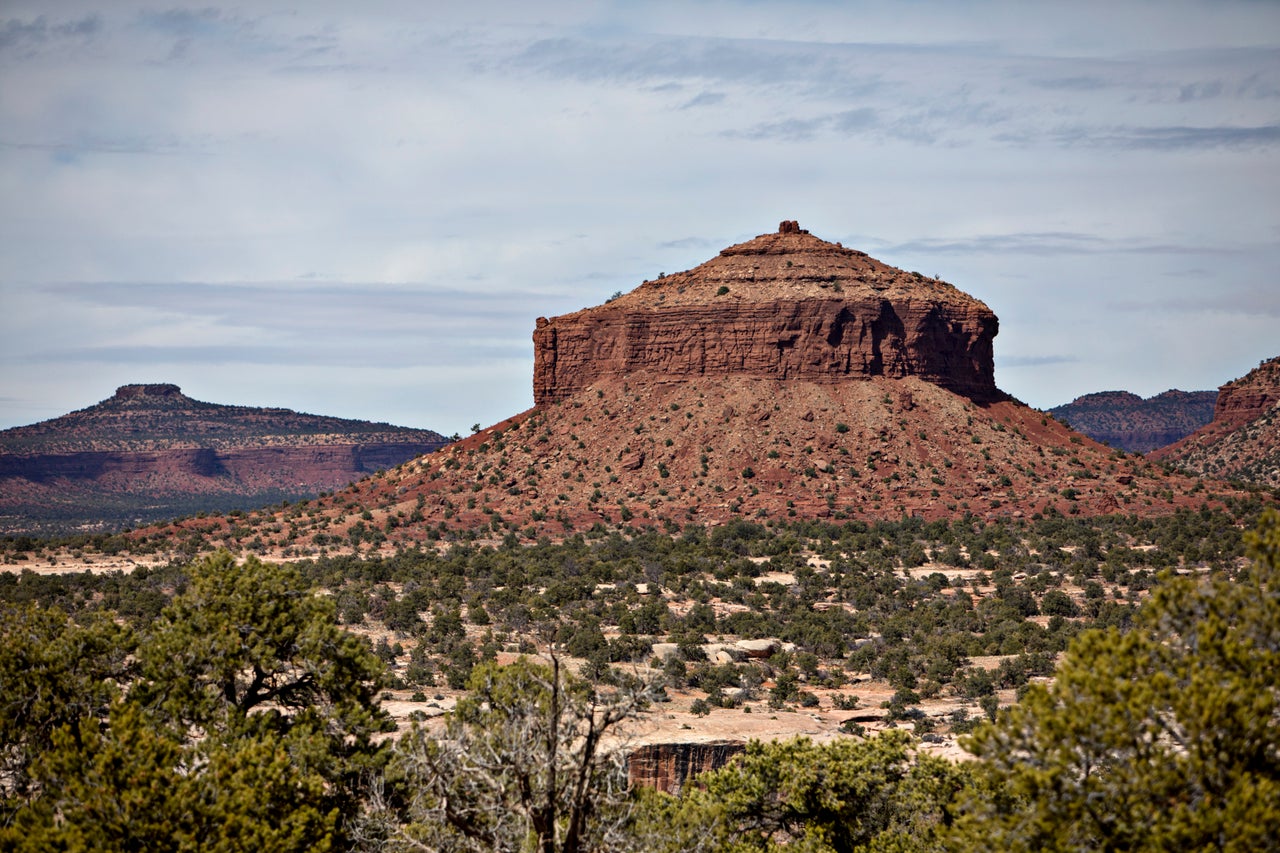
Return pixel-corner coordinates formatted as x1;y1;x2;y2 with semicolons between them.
728;107;879;141
40;281;547;340
19;341;528;369
1028;75;1111;91
680;91;725;109
0;13;101;53
512;35;824;87
0;133;207;157
1053;123;1280;150
136;7;226;37
657;236;722;251
885;233;1247;256
997;355;1080;368
1109;291;1280;318
1178;80;1225;101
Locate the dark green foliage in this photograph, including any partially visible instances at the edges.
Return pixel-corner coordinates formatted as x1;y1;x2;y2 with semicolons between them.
0;604;134;814
634;731;976;852
958;509;1280;850
1;505;1274;850
0;551;388;851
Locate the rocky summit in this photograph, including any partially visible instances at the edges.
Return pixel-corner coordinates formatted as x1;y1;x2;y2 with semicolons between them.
534;221;999;405
138;223;1255;557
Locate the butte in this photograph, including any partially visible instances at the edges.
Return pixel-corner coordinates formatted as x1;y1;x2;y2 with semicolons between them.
146;221;1246;551
533;220;999;406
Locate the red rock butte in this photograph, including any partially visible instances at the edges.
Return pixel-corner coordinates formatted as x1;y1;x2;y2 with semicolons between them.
534;221;1000;405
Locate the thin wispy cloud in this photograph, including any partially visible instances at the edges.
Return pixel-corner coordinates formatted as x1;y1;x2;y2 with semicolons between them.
1110;292;1280;318
679;91;725;109
0;13;100;52
1059;123;1280;150
22;341;530;369
728;107;879;141
997;355;1080;368
891;233;1256;257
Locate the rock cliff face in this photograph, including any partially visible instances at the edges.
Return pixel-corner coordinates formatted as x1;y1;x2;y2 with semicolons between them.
534;222;999;405
1207;358;1280;432
1047;389;1217;453
628;741;744;794
0;384;450;535
1151;357;1280;486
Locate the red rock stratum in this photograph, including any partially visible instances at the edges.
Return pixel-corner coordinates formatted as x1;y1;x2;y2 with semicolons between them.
534;222;999;405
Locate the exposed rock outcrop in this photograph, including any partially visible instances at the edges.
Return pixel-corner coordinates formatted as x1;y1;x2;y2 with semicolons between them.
1205;358;1280;433
112;383;183;400
1151;357;1280;486
0;444;436;487
628;740;744;794
1047;389;1217;453
534;223;999;405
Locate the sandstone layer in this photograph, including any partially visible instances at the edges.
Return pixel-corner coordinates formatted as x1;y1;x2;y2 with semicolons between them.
534;222;999;405
1203;357;1280;433
627;741;744;794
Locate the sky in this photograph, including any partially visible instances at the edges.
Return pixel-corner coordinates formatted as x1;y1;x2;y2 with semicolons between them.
1;1;1277;438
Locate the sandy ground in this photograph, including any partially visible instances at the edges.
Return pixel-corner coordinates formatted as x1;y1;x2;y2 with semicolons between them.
374;670;994;764
1;553;172;575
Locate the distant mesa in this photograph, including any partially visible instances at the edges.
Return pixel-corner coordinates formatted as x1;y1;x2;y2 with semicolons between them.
0;385;451;536
114;383;183;399
1047;389;1217;454
534;221;1000;405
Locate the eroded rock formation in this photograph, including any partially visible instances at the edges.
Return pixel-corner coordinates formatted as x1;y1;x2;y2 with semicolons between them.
534;223;999;405
628;740;744;794
1206;358;1280;433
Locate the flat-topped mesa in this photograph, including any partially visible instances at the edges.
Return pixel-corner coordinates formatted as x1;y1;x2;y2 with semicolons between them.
114;383;183;400
533;221;1000;404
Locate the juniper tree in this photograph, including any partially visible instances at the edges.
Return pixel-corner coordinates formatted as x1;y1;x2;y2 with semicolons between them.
369;654;660;853
956;510;1280;851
